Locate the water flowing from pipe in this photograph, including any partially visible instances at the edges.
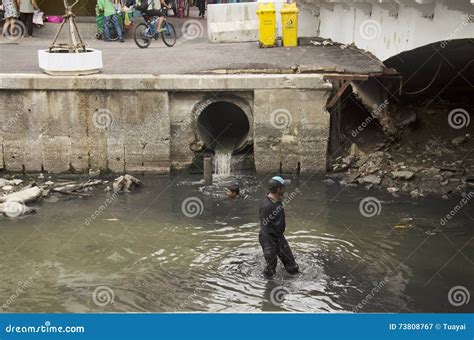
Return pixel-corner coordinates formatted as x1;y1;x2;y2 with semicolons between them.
214;150;232;176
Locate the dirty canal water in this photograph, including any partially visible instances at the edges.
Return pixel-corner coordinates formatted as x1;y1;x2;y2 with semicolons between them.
0;175;472;313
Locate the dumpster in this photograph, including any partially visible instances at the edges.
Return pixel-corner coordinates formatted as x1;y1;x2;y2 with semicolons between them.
280;2;299;47
256;3;276;47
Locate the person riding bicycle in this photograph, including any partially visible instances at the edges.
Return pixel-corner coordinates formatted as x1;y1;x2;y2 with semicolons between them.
125;0;171;33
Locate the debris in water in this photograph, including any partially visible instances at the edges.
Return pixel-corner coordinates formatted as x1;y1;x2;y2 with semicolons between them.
0;186;42;204
113;174;142;193
394;217;414;229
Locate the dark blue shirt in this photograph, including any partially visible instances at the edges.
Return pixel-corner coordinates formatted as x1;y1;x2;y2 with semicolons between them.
259;195;286;237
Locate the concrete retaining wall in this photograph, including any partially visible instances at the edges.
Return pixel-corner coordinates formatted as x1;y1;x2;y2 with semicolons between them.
315;0;474;61
0;74;332;175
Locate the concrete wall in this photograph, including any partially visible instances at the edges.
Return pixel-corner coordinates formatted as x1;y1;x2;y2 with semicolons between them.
254;88;330;173
208;0;473;60
0;74;332;175
0;89;170;174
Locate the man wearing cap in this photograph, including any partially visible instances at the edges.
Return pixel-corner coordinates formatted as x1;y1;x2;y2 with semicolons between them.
258;176;299;277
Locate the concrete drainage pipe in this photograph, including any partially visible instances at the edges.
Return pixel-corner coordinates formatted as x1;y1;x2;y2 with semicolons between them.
196;101;251;152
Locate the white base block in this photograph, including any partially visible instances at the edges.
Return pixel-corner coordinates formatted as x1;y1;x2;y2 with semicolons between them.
209;21;259;43
38;49;103;76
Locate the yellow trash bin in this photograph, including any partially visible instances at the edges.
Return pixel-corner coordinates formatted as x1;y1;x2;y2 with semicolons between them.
256;3;276;48
281;3;299;47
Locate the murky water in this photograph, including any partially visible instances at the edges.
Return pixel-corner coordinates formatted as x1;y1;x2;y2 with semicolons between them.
0;175;472;313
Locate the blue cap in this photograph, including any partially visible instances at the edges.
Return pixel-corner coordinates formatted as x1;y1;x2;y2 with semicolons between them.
270;176;291;187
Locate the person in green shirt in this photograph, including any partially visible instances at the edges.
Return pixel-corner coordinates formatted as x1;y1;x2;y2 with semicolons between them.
97;0;124;42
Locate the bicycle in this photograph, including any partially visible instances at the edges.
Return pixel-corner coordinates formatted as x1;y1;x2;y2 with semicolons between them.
133;9;176;48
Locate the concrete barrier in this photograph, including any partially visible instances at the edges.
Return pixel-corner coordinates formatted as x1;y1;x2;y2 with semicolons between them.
207;3;260;43
207;1;319;43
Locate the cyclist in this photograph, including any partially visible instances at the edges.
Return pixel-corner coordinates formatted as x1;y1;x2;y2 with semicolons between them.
125;0;171;33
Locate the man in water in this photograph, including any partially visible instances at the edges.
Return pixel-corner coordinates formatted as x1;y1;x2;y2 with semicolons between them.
226;184;240;200
259;176;299;277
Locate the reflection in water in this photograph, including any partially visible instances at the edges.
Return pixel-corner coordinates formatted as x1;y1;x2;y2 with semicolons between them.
0;175;472;313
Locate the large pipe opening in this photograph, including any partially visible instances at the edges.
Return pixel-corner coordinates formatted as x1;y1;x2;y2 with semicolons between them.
197;101;250;152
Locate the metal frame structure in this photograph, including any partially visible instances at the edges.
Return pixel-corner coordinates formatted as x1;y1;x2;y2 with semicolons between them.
49;0;86;53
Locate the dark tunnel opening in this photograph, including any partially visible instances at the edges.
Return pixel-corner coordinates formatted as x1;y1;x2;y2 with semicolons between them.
384;39;473;101
197;101;250;152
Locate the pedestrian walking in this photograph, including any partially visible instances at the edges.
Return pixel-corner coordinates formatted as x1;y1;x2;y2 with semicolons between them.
1;0;18;39
196;0;205;18
258;176;299;277
18;0;38;37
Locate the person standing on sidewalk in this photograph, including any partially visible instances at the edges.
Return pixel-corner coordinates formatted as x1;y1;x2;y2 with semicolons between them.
196;0;206;18
18;0;38;37
1;0;18;39
97;0;124;42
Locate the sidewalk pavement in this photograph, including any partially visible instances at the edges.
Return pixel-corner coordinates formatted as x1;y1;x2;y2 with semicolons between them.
0;8;386;76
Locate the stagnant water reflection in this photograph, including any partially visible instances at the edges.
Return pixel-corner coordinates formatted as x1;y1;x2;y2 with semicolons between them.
0;175;472;313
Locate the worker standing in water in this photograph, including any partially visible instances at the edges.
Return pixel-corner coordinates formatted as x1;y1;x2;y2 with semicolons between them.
259;176;299;277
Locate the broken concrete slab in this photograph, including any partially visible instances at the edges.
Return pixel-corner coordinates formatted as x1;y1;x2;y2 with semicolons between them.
0;186;42;204
391;170;415;180
358;175;382;185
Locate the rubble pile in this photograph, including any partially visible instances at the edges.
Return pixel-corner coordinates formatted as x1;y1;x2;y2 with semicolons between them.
329;138;473;198
0;173;142;219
